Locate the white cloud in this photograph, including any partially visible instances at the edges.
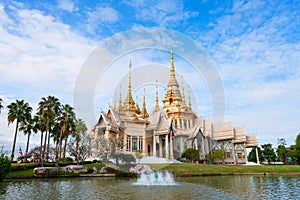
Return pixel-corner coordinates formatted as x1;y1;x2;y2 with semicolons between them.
58;0;76;12
196;0;300;145
123;0;198;27
0;2;96;153
86;6;120;33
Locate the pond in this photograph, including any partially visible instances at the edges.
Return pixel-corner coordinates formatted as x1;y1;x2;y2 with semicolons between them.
0;175;299;199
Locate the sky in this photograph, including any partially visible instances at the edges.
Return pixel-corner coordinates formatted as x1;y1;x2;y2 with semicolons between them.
0;0;299;155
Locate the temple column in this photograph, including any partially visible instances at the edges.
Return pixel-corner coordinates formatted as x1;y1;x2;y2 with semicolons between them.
255;147;260;164
153;131;157;157
232;143;237;164
143;131;147;156
159;136;163;157
170;135;174;159
195;138;198;150
165;134;169;159
201;137;205;160
244;143;248;163
123;134;127;152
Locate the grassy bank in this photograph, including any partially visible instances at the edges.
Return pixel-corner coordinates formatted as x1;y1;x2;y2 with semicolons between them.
150;163;300;176
6;162;106;178
5;163;300;178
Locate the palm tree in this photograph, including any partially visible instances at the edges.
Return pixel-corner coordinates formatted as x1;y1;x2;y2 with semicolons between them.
57;104;76;161
7;100;32;160
19;115;38;161
38;96;60;162
35;114;46;163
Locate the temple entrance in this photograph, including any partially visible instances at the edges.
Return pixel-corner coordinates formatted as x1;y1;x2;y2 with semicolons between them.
148;144;151;156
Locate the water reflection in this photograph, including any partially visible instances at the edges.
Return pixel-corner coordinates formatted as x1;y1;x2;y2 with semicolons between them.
178;175;300;199
0;176;299;200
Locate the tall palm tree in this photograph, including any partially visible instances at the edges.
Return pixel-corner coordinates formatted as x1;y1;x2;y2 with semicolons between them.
57;104;76;161
19;115;38;161
7;100;32;160
35;114;46;163
38;96;60;162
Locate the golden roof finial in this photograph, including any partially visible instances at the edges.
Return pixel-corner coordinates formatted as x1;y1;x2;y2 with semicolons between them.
140;88;149;119
135;95;141;114
188;85;192;111
123;60;136;112
170;47;175;80
181;76;188;111
153;80;160;113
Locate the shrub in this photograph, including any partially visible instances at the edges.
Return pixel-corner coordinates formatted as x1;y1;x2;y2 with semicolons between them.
0;153;12;181
181;148;199;163
64;157;74;162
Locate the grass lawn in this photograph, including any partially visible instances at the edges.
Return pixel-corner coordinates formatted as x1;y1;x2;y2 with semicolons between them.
7;168;34;177
83;163;106;170
151;163;300;176
5;162;300;178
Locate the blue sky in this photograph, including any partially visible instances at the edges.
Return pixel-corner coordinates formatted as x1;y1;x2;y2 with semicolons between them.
0;0;299;155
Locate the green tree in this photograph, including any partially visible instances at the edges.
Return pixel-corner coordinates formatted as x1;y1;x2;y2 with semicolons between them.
248;147;263;163
57;104;76;161
181;148;199;163
0;153;11;182
213;149;225;163
277;145;288;164
117;153;136;165
205;149;225;164
289;133;300;164
34;114;46;163
135;150;143;163
19;115;38;161
261;143;277;164
68;119;88;164
38;96;60;162
7;100;32;160
93;135;109;161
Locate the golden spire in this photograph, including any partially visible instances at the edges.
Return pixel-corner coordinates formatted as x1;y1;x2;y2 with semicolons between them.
153;80;160;113
118;85;123;114
123;60;136;113
166;48;179;88
162;48;182;112
188;85;192;111
135;95;141;114
170;48;175;80
181;76;188;111
140;88;149;119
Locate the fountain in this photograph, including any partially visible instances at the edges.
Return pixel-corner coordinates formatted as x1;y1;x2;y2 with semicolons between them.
133;171;179;186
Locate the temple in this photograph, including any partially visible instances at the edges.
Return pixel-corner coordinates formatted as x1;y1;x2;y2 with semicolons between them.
90;49;259;164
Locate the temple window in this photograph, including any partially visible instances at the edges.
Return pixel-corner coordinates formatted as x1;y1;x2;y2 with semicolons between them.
226;151;232;158
138;136;143;151
126;136;131;152
132;136;137;152
237;152;244;159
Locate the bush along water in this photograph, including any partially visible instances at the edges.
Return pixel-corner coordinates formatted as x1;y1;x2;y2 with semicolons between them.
0;153;11;181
